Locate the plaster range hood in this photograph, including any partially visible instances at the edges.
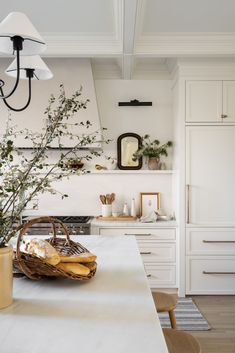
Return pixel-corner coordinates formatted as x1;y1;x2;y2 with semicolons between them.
7;58;102;150
49;58;103;150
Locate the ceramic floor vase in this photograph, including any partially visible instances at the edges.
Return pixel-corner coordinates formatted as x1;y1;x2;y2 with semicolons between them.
0;245;13;309
148;157;160;170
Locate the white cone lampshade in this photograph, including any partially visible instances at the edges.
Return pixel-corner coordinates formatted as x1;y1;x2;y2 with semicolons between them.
0;12;46;55
6;55;53;80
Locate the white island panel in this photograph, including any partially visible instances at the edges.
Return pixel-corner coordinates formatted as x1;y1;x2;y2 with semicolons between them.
0;236;168;353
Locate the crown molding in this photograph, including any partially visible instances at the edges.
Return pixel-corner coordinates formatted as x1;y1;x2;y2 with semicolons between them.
135;33;235;56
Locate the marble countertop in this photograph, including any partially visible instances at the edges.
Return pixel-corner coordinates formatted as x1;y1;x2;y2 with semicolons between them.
1;236;168;353
91;219;177;227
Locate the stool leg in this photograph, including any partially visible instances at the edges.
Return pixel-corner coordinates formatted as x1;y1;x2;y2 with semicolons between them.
169;309;177;329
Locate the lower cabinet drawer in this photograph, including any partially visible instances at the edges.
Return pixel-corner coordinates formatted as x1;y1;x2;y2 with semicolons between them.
99;227;176;241
186;257;235;294
186;228;235;255
144;264;176;288
138;242;176;263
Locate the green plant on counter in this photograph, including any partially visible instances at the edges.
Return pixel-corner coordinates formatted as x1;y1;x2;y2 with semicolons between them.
0;84;104;247
132;134;173;160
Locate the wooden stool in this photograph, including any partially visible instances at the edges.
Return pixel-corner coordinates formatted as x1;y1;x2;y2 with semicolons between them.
163;328;201;353
152;291;177;329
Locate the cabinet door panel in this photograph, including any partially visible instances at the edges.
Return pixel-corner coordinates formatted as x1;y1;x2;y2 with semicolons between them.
186;126;235;225
223;81;235;122
186;81;222;122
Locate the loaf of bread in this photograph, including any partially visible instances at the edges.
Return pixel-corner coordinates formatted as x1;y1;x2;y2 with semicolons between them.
59;252;97;263
83;261;97;271
56;262;90;276
26;238;60;266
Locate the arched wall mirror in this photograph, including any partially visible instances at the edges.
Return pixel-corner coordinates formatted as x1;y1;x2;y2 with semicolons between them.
117;133;142;170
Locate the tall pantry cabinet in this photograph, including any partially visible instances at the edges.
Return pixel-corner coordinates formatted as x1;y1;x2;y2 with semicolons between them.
173;63;235;295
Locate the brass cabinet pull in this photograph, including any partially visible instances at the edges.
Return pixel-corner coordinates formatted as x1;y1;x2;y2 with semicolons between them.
124;233;151;236
203;271;235;275
147;274;152;278
140;251;152;255
221;114;228;119
186;184;190;224
203;240;235;243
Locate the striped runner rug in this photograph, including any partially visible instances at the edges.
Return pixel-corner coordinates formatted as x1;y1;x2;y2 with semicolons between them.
158;297;211;331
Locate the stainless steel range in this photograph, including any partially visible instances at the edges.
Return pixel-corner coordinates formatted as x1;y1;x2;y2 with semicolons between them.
21;216;93;236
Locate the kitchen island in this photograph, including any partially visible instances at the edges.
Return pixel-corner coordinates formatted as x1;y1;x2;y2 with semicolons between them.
0;236;168;353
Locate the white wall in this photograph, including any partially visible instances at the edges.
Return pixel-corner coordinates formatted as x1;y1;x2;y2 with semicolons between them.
95;79;173;167
28;173;174;217
0;58;174;217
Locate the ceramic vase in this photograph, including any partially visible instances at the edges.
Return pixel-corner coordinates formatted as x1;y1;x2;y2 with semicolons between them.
148;157;160;170
0;245;13;309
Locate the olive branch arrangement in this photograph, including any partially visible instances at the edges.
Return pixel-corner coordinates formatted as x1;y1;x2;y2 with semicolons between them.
0;84;106;246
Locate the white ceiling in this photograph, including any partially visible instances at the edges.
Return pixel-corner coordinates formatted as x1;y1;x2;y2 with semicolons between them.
142;0;235;33
0;0;115;33
1;0;235;79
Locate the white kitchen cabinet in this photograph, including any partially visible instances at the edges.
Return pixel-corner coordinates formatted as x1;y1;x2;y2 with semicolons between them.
91;222;177;289
222;81;235;122
186;80;235;123
185;126;235;294
186;227;235;294
186;126;235;226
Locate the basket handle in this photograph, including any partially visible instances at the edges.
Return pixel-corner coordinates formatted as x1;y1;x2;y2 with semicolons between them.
16;216;71;265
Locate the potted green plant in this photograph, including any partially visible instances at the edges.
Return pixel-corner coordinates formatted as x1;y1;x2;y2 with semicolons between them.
0;85;102;308
132;135;173;170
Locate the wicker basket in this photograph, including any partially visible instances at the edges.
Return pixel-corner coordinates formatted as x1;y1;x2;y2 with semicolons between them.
13;216;97;280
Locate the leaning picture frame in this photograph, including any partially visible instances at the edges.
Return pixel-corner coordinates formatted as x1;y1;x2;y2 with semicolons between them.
140;192;160;217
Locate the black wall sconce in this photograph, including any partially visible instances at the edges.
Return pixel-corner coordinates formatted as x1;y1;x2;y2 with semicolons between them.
118;99;152;107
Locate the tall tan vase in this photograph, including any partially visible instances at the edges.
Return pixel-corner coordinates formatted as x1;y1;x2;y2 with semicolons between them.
0;245;13;309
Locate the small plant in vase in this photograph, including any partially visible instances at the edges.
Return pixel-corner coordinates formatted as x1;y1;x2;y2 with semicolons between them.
132;135;173;170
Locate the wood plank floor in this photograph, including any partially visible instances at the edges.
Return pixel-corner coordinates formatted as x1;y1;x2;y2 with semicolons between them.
152;294;235;353
191;296;235;353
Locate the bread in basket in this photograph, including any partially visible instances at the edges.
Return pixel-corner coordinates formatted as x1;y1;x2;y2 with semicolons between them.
13;216;97;280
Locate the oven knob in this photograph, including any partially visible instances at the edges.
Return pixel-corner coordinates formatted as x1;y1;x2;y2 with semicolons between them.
79;227;85;234
71;228;77;235
57;225;62;235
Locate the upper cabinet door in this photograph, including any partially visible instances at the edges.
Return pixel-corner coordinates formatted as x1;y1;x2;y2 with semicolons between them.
186;81;222;122
222;81;235;122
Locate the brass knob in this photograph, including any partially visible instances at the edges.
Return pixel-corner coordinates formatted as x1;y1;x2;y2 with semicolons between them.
221;114;228;119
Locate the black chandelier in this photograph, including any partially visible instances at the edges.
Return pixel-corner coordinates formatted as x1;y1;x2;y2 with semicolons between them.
0;12;52;112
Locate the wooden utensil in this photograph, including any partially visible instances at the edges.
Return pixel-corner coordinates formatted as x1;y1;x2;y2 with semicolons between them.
100;195;106;204
105;194;111;204
110;193;115;203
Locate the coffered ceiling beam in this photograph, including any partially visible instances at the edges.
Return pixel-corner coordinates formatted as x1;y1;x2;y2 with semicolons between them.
121;0;138;79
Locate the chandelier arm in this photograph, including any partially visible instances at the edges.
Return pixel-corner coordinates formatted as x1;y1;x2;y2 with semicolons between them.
0;76;32;112
0;49;21;99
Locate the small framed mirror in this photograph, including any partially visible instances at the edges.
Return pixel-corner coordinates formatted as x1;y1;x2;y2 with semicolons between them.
117;133;142;170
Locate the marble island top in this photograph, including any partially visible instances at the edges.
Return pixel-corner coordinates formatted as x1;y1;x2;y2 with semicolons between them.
1;236;169;353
